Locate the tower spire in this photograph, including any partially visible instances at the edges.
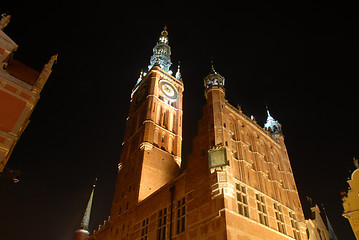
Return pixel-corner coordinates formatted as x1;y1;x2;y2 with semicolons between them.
80;183;95;230
75;179;96;240
322;205;338;240
148;26;172;73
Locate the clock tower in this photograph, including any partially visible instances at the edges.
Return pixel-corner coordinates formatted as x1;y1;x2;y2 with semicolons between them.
110;27;184;218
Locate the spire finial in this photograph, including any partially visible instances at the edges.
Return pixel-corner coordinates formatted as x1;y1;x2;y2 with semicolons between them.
265;104;271;118
210;58;216;73
159;25;169;44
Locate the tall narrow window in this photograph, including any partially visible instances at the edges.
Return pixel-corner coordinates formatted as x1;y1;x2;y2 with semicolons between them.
236;183;249;217
157;208;167;240
156;106;161;125
256;194;269;226
140;218;149;240
176;198;185;234
163;111;168;129
168;137;173;154
289;212;302;240
168;112;173;132
274;203;286;234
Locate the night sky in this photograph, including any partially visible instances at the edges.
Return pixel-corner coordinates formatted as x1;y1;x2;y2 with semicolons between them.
1;2;358;240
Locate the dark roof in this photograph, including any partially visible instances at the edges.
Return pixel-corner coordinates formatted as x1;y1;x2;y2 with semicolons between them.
6;59;40;86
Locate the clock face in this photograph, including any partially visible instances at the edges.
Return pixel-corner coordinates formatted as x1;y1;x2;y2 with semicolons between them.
159;80;178;100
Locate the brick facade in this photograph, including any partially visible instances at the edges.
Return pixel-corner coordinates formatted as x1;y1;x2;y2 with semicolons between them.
88;64;307;239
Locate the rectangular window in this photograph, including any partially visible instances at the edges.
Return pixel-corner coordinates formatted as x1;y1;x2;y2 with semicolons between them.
176;198;185;234
274;203;286;234
236;183;249;217
289;212;301;240
256;194;269;226
157;208;167;240
140;218;149;240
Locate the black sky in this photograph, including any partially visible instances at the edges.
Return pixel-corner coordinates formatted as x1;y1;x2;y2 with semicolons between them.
0;1;358;239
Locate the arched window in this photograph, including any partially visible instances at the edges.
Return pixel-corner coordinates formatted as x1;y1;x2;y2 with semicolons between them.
160;132;167;151
153;129;159;146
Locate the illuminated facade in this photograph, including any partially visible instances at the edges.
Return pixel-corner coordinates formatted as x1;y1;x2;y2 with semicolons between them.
80;27;308;240
0;14;57;175
342;159;359;239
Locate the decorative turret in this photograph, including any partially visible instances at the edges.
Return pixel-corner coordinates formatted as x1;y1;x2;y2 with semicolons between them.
175;62;182;81
264;108;282;135
75;181;96;240
204;61;225;89
148;26;172;73
136;69;144;85
32;54;58;94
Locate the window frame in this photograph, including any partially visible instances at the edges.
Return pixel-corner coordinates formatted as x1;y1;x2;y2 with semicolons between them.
140;217;149;240
274;203;286;234
176;198;186;234
256;194;269;226
157;207;167;240
236;183;249;218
